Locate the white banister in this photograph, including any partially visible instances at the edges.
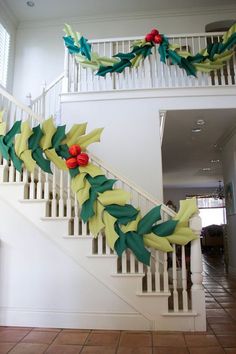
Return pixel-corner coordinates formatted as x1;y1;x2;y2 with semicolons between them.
63;31;235;93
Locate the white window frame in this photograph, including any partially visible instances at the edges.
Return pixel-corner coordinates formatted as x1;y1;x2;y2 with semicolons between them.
0;22;10;88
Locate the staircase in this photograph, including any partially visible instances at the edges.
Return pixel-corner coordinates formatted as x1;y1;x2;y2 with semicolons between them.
0;79;205;331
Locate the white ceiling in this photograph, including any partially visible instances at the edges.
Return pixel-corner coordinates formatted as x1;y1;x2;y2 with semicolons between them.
3;0;236;22
162;109;236;189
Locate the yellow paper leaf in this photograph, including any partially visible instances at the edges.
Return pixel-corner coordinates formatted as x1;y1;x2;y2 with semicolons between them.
89;201;105;236
103;211;119;250
45;149;68;171
79;163;104;177
77;128;104;149
40;117;57;151
77;178;91;205
223;23;236;43
15;121;33;158
71;173;86;193
98;189;130;206
62;123;87;146
174;198;198;223
21;150;36;173
121;212;141;233
144;233;173;252
166;227;197;245
0;121;6;136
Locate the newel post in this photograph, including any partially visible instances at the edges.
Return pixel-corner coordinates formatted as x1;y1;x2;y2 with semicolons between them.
62;46;69;93
189;212;206;331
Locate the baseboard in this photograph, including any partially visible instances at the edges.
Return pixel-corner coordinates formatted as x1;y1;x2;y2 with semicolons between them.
0;307;151;330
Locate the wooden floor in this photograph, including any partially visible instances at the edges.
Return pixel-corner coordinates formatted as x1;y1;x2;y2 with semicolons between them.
1;254;236;354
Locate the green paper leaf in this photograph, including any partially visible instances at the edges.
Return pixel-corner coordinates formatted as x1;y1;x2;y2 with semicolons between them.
79;36;92;60
29;125;43;151
52;125;66;149
0;136;9;159
80;188;97;222
114;223;127;256
126;232;150;266
4;120;21;146
69;167;79;178
152;219;178;237
114;52;135;60
56;144;70;159
105;204;139;225
137;205;161;235
9;146;22;172
63;36;81;54
32;148;52;173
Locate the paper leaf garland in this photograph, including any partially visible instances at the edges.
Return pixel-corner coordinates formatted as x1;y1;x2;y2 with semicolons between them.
63;22;236;78
0;118;198;266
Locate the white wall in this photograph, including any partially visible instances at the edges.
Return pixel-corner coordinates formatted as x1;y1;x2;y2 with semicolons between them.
222;133;236;275
61;89;236;202
13;7;236;101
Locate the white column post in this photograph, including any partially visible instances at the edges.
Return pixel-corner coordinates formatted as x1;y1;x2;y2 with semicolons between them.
190;212;206;331
62;47;69;93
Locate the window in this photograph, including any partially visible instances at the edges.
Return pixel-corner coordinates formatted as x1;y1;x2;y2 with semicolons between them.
0;22;10;87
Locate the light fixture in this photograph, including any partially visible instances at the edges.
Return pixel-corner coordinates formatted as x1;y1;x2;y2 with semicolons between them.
26;1;35;7
196;119;205;126
210;159;220;163
192;128;202;133
214;180;224;200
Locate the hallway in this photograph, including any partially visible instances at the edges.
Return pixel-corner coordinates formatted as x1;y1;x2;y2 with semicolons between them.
0;255;236;354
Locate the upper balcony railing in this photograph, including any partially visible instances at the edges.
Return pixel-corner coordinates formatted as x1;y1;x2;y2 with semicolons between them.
63;32;236;93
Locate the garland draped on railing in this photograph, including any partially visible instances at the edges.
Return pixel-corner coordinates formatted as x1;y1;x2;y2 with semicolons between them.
63;22;236;77
0;113;198;266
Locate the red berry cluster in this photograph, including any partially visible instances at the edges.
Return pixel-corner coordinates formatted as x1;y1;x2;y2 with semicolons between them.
66;144;89;169
145;29;162;44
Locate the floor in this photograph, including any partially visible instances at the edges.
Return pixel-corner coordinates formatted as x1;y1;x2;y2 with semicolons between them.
1;254;236;354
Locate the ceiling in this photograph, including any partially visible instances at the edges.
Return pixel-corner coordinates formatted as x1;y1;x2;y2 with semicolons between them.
162;109;236;189
3;0;236;22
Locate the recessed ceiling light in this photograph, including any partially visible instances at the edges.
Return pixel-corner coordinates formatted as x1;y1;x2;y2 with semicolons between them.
196;119;205;126
26;1;35;7
192;128;202;133
202;167;211;171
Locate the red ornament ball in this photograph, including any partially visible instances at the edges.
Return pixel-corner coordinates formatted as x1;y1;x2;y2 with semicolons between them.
77;153;89;166
68;144;81;156
145;33;154;42
66;157;78;169
150;29;159;36
153;34;163;44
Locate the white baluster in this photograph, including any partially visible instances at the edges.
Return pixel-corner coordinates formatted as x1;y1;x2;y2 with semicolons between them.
172;244;179;311
9;162;15;182
122;251;127;274
51;165;57;217
181;245;188;311
44;172;49;200
29;172;35;199
59;170;64;217
130;252;136;273
147;264;152;293
163;252;169;292
97;233;103;255
36;167;42;199
73;194;79;236
66;174;72;218
155;250;161;292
